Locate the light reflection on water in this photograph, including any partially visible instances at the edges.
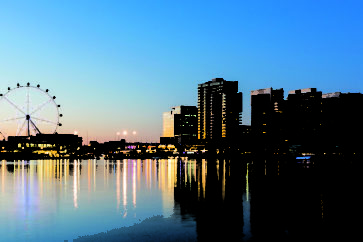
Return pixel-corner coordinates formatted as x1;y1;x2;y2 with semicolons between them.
0;159;202;241
1;157;354;241
242;163;251;240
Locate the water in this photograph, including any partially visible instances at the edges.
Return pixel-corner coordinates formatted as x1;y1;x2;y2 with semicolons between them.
0;157;360;241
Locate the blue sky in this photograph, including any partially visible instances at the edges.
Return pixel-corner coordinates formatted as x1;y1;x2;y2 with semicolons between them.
1;0;363;142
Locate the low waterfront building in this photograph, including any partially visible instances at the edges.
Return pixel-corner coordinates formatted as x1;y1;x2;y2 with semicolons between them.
3;133;83;159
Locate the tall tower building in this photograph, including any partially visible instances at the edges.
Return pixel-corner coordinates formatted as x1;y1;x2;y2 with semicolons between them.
286;88;322;144
197;78;242;141
251;87;285;140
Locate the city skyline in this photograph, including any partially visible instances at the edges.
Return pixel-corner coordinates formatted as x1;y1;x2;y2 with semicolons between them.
1;0;363;142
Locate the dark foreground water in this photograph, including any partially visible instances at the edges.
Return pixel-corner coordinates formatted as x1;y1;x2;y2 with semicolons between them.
0;157;360;241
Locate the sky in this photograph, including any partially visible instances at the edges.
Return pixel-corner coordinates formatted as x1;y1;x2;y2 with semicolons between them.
1;0;363;143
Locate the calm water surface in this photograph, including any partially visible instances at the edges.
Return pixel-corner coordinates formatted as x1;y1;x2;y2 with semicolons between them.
0;157;360;241
0;159;196;241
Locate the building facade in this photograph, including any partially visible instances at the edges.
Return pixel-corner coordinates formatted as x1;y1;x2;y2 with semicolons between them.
3;133;83;158
197;78;242;141
251;87;285;140
249;86;363;153
286;88;323;144
322;92;363;151
161;106;197;144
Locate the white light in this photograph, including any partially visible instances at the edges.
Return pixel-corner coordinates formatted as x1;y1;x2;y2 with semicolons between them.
123;131;127;135
74;131;78;135
132;131;136;135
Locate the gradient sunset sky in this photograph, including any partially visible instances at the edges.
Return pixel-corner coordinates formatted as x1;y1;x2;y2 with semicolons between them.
1;0;363;142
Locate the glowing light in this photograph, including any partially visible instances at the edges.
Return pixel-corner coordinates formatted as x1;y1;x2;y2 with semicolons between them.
123;161;127;215
133;161;136;208
74;131;78;135
123;131;127;136
73;161;78;208
116;161;121;210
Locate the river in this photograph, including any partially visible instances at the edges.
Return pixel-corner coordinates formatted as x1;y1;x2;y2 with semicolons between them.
0;156;360;241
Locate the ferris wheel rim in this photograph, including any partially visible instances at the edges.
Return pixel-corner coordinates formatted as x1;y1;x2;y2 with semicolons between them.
0;83;63;137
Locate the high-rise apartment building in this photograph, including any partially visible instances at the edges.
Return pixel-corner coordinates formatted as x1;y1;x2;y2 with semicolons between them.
322;92;363;150
161;106;197;144
251;87;285;139
198;78;242;141
248;86;363;153
286;88;323;144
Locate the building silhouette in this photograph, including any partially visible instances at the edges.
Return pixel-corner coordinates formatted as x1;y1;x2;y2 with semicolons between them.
161;105;197;144
197;78;242;142
321;92;363;152
286;88;323;146
250;87;325;150
249;86;363;155
251;87;285;143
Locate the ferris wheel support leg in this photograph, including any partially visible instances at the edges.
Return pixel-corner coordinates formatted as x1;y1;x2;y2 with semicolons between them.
30;119;42;135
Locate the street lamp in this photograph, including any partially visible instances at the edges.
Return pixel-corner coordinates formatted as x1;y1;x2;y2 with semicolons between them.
116;131;120;141
123;130;127;141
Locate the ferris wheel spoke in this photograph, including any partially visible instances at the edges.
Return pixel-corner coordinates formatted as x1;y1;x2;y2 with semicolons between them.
32;117;58;125
27;87;30;114
3;96;26;115
0;116;25;123
30;98;53;115
16;119;27;136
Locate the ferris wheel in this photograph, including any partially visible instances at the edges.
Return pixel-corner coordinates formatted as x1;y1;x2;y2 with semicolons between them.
0;83;62;139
